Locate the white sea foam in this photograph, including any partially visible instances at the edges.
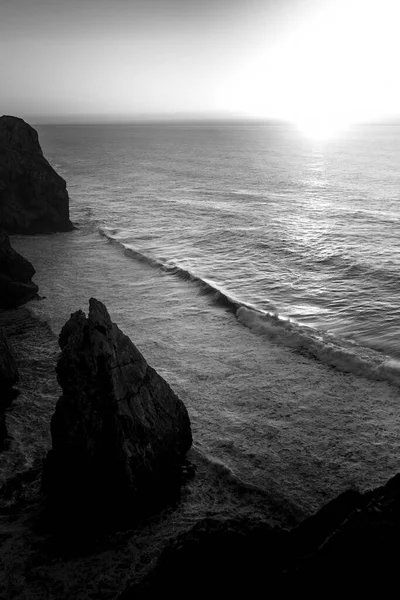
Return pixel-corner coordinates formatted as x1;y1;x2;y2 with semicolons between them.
237;306;400;387
11;200;400;520
99;226;251;310
99;225;400;388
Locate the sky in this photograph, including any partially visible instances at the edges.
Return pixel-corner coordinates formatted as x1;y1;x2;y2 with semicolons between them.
1;0;400;128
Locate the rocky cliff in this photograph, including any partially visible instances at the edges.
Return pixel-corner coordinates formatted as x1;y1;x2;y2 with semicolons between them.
128;477;400;597
0;231;38;308
0;327;19;450
42;298;192;531
0;295;399;595
0;115;73;234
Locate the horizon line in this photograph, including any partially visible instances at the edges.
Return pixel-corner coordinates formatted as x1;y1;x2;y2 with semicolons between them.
30;116;400;127
4;111;400;128
27;113;286;126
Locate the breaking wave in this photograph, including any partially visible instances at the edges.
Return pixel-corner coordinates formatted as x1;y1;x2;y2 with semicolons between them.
99;226;400;389
237;306;400;387
99;226;255;312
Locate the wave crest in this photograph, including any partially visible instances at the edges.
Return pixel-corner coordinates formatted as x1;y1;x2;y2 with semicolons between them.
99;226;400;388
99;227;253;311
237;306;400;387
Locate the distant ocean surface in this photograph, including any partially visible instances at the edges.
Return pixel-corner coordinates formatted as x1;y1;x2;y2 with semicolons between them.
46;125;400;348
41;123;400;361
8;123;400;518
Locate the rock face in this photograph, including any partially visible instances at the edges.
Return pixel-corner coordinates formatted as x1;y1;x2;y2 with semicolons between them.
127;477;400;596
126;517;289;599
290;474;400;590
0;327;19;450
0;327;19;390
42;298;192;529
0;231;39;308
0;115;73;234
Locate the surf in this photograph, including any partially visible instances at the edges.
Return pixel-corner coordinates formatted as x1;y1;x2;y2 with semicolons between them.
99;226;400;389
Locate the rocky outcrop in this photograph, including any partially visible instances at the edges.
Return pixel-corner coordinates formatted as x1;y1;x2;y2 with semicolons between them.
0;115;73;234
42;298;192;530
0;327;19;390
124;517;289;599
0;231;38;308
126;477;400;597
0;327;19;450
289;474;400;591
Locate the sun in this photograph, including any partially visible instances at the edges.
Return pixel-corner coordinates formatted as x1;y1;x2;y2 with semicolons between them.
294;114;350;141
218;0;400;136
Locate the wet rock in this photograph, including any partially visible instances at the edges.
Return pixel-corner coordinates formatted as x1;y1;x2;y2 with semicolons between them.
42;298;192;530
289;487;363;554
0;327;19;450
0;327;19;390
124;476;400;597
289;473;400;592
0;115;73;234
124;517;289;599
0;231;39;308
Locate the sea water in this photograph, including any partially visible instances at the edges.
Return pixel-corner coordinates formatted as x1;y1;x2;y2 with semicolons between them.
7;122;400;518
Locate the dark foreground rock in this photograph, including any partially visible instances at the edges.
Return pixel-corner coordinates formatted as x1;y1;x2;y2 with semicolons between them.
122;517;290;599
42;298;192;531
286;474;400;593
0;327;19;390
0;231;39;308
0;327;19;449
125;476;400;597
0;115;73;234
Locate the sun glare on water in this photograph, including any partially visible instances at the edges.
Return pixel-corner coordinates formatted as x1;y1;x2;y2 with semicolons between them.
221;0;400;139
295;116;350;141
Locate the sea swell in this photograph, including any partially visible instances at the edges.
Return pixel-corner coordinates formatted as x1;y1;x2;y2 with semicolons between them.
314;251;400;288
99;226;400;389
99;226;253;312
237;306;400;387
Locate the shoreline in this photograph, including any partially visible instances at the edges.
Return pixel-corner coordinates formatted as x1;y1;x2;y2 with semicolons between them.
0;303;298;599
1;246;400;596
0;306;59;482
10;231;400;517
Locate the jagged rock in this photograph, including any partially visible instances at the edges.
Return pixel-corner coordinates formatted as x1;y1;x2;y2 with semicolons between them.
124;517;289;599
289;473;400;591
0;231;38;308
124;478;400;597
0;327;19;450
0;115;73;234
0;414;6;452
0;327;19;390
42;298;192;530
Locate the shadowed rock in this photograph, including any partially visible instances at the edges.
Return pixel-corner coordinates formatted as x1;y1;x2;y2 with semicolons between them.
0;328;18;391
125;477;400;597
0;327;19;450
289;473;400;590
0;231;38;308
42;298;192;530
0;115;73;234
123;517;289;599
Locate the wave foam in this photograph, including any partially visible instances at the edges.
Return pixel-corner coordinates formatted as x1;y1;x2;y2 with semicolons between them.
237;306;400;387
99;226;400;388
99;227;253;312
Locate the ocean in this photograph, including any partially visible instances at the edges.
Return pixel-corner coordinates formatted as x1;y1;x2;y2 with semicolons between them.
6;122;400;521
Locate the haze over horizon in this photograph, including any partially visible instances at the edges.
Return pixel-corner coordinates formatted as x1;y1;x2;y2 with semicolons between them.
2;0;400;132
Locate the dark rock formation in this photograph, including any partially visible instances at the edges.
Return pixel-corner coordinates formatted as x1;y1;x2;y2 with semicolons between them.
0;231;39;308
42;298;192;530
0;327;19;450
125;477;400;597
289;473;400;591
0;327;19;390
0;115;73;234
123;517;289;599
